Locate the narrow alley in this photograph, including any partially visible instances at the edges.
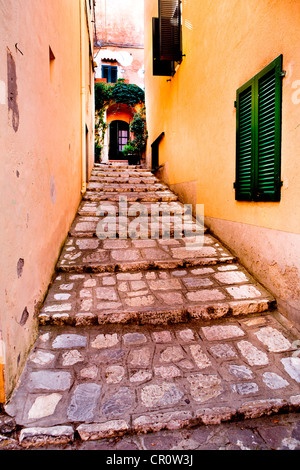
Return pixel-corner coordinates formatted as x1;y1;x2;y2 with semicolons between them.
1;163;299;449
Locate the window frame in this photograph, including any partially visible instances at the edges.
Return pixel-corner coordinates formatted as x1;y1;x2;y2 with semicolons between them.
235;55;284;202
102;65;118;83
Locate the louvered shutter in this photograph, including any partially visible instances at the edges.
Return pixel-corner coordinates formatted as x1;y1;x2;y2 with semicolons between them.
236;85;254;201
152;18;173;76
235;55;283;202
159;0;182;62
256;59;282;201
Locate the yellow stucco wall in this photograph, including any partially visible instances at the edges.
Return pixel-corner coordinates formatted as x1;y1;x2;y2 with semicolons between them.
144;0;300;326
0;0;94;401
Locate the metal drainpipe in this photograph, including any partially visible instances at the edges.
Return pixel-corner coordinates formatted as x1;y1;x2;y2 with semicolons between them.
80;0;87;195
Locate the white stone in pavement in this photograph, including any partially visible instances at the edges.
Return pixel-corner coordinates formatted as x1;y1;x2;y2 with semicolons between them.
123;333;147;345
187;289;225;302
228;364;253;379
28;371;72;391
44;304;72;312
91;333;119;349
130;370;152;383
29;351;55;366
232;382;259;395
201;325;245;341
237;340;269;366
28;393;62;420
281;357;300;383
226;285;262;299
141;382;184;407
80;365;98;379
52;334;87;349
76;239;99;250
214;271;249;284
160;346;184;363
152;331;172;343
62;350;84;366
262;372;289;389
128;347;151;367
177;329;195;342
96;287;118;301
209;343;237;359
105;366;125;384
190;345;211;369
154;365;181;378
187;374;223;403
255;327;292;352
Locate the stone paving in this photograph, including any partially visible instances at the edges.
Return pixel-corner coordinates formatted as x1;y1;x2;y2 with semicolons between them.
2;162;299;449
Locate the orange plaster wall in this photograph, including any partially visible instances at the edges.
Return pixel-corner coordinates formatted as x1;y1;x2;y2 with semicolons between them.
144;0;300;327
0;0;94;400
145;0;300;234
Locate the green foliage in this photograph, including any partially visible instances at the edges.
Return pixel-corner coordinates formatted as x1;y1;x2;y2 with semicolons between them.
129;107;148;157
111;82;145;107
121;107;148;162
94;82;112;112
122;143;136;158
94;80;146;161
94;80;144;112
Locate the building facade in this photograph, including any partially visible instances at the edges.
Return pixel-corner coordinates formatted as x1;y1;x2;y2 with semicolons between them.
94;0;145;163
94;0;144;87
0;0;95;402
144;0;300;329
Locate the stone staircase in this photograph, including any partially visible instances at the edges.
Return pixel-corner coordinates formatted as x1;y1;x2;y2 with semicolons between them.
4;162;299;448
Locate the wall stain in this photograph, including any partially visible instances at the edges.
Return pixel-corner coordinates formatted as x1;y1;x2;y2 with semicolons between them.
19;307;29;327
17;258;24;278
7;49;19;132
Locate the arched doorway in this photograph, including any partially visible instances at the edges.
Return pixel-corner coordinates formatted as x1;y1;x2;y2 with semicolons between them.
109;120;129;160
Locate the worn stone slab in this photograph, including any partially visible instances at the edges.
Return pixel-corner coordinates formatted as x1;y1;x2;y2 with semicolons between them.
27;371;72;392
67;383;102;421
77;420;130;441
19;425;74;448
255;327;292;352
132;411;194;433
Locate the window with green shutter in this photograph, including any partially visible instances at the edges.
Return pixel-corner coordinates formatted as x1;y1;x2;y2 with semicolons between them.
235;55;284;202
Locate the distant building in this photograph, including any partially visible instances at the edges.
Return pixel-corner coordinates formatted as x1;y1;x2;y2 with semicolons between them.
94;0;145;163
94;0;144;88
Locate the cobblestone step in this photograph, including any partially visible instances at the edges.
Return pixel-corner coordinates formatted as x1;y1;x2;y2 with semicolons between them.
77;200;188;217
4;313;300;447
87;182;169;193
5;163;299;449
89;175;157;184
83;191;179;203
68;215;206;238
39;264;275;326
94;163;149;171
57;235;236;273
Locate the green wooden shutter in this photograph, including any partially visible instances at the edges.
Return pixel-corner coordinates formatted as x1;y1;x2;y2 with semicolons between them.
256;57;282;201
235;84;254;201
235;55;283;202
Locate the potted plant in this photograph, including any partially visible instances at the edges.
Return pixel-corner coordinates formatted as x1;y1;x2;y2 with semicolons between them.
122;143;139;165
